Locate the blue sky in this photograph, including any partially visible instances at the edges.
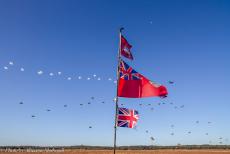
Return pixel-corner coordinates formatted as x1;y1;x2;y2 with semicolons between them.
0;0;230;146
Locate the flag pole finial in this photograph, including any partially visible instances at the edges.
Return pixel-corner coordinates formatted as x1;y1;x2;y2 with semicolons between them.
120;27;124;33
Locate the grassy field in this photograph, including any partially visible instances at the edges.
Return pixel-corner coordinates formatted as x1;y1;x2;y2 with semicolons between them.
1;150;230;154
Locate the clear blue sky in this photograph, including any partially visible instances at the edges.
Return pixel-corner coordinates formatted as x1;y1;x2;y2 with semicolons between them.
0;0;230;146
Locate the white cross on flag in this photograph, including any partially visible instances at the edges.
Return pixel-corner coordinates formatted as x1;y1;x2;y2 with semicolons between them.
117;107;139;128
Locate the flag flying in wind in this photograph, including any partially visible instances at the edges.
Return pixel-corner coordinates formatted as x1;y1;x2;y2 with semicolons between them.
120;35;133;60
117;107;139;128
118;60;168;98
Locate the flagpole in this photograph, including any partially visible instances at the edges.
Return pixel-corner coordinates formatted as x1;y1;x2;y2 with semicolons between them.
113;27;123;154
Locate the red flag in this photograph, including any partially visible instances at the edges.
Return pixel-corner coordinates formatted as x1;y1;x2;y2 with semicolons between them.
118;60;168;98
120;35;133;60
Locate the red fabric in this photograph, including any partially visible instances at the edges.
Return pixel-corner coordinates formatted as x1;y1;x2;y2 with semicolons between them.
118;74;168;98
121;35;133;60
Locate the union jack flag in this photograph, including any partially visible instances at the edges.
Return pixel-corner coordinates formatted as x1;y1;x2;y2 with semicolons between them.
117;107;139;128
119;60;141;80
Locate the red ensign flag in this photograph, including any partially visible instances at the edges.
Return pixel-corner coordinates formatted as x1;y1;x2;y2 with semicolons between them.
118;60;168;98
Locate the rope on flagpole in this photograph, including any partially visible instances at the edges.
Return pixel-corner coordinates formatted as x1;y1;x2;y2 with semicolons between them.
113;27;124;154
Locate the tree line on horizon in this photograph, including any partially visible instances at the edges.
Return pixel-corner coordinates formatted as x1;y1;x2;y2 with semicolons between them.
0;145;230;150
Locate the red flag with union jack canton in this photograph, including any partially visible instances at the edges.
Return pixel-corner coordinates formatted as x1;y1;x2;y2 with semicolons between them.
120;35;133;60
118;60;168;98
117;107;139;128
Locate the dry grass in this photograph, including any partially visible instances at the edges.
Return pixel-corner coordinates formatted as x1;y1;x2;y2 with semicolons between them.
1;149;230;154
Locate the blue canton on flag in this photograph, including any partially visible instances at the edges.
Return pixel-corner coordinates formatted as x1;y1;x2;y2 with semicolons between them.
119;60;141;80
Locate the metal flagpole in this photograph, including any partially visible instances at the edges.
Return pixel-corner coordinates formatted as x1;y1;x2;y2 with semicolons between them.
113;27;123;154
